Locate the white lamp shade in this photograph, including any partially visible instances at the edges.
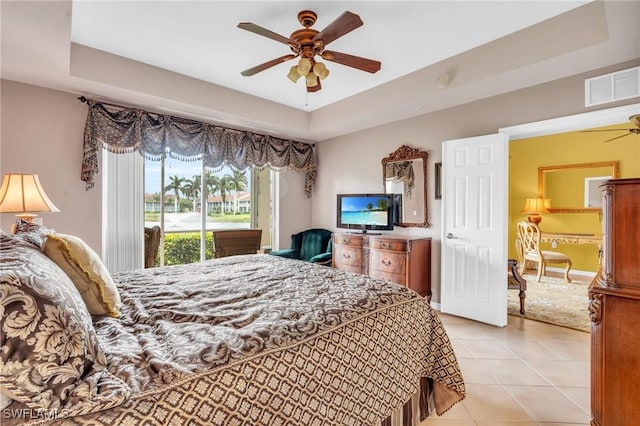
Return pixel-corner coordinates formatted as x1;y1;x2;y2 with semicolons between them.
313;62;330;80
296;58;312;76
305;72;319;87
286;65;302;83
0;174;60;214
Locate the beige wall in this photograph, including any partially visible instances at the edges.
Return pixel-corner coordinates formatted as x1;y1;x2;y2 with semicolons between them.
0;79;102;251
0;79;310;255
313;59;640;304
1;59;638;302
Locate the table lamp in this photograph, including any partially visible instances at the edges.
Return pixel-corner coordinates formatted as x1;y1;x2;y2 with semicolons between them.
521;197;550;225
0;174;59;228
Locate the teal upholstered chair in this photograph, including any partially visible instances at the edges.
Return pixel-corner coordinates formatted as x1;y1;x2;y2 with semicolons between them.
270;228;333;266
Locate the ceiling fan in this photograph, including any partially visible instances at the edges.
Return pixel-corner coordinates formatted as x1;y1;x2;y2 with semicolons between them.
238;10;381;93
581;114;640;143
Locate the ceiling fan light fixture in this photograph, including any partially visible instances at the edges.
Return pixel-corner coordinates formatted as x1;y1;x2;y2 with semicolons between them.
305;72;319;87
287;65;302;83
313;62;330;80
297;58;312;76
238;10;380;93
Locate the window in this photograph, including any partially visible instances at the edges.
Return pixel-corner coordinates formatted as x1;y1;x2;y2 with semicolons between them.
144;158;271;266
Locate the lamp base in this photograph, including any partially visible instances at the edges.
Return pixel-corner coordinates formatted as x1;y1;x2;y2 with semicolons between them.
15;213;37;222
527;215;542;225
11;214;37;234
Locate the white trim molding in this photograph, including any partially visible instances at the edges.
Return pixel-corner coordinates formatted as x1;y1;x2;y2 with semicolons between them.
499;103;640;140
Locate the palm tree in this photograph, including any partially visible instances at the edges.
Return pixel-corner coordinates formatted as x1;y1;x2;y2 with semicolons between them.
164;175;186;213
183;175;201;212
218;175;234;215
229;169;248;213
204;172;221;213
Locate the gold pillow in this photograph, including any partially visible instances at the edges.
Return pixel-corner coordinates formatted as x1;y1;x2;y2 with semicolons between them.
43;233;121;317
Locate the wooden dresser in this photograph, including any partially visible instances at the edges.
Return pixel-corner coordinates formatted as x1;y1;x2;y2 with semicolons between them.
589;178;640;426
332;234;431;300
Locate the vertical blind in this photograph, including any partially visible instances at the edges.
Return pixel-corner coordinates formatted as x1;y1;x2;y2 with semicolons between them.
102;151;144;272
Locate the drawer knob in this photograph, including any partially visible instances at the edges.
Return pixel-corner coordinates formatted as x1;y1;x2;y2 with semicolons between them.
343;253;351;259
381;242;391;249
382;259;392;266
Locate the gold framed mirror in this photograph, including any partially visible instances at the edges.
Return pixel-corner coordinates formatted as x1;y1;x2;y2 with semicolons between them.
382;145;430;227
537;161;620;213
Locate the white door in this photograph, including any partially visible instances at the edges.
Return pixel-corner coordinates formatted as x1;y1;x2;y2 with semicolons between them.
441;133;508;326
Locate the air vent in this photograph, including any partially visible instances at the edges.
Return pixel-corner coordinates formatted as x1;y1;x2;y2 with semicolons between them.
585;66;639;107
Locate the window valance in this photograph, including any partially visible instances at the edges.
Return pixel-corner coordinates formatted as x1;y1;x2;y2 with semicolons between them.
385;161;415;197
81;99;317;197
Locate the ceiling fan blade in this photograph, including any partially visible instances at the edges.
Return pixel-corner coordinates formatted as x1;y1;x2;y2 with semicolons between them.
312;11;363;46
602;133;632;143
237;22;295;46
630;114;640;127
241;54;297;76
321;50;381;73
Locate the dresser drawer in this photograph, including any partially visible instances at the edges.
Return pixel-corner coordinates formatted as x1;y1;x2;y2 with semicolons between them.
369;238;407;252
332;234;431;302
369;250;406;275
334;245;363;268
334;234;364;247
337;263;364;275
369;269;406;286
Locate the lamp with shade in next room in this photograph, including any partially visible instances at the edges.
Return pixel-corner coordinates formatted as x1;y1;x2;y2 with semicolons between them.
521;197;550;225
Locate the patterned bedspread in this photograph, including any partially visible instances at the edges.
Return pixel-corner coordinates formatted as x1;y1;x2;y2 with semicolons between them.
13;255;465;425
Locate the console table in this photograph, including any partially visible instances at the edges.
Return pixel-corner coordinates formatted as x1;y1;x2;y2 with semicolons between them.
332;234;431;301
540;232;602;250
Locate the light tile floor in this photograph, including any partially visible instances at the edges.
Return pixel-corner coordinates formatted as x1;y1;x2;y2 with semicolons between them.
420;313;591;426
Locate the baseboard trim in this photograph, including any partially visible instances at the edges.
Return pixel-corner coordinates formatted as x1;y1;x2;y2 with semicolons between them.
533;266;596;279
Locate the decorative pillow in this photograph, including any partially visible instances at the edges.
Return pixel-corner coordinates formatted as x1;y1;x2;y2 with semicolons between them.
0;231;107;410
42;233;121;318
13;222;121;318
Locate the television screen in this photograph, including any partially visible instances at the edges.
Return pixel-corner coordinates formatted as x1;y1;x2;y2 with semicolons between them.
336;194;394;232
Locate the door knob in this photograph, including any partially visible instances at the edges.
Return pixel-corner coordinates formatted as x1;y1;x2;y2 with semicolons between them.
446;233;456;239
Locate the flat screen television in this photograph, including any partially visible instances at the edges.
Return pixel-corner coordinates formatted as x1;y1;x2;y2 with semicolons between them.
336;193;394;232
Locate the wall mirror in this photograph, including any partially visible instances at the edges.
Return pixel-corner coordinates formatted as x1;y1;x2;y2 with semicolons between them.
537;161;620;213
382;145;430;227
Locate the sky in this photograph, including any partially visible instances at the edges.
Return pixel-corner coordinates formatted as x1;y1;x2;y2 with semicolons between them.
144;158;249;195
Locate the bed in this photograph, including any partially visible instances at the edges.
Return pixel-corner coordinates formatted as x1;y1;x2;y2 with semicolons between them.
0;227;465;425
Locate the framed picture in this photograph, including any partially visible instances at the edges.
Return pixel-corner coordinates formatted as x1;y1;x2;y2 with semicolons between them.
435;162;442;199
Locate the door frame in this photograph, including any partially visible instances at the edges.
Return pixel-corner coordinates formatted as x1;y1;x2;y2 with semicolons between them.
498;103;638;271
499;103;639;140
437;103;640;320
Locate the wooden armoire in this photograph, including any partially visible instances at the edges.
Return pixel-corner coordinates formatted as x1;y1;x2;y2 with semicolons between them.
589;178;640;426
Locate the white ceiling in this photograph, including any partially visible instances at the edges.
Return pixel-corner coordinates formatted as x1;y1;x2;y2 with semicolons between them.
2;1;639;142
70;0;588;112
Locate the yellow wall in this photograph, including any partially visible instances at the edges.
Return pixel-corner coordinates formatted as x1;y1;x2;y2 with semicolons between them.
509;121;640;272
